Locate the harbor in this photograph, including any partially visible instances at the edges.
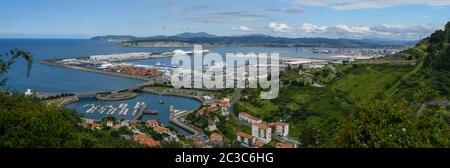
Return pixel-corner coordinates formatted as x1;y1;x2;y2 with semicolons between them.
65;92;202;134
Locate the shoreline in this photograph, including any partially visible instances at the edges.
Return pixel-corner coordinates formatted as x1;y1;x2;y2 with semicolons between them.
40;60;151;82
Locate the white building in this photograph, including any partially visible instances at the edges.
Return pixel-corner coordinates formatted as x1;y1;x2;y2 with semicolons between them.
252;123;272;144
106;120;114;127
24;89;33;96
219;98;231;116
239;112;262;125
203;96;212;104
90;52;150;61
275;122;289;137
236;132;256;147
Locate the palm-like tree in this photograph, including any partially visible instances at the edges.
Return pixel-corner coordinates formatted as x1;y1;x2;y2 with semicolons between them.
0;49;32;87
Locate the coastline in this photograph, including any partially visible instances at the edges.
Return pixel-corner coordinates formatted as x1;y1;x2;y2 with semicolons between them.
40;60;151;82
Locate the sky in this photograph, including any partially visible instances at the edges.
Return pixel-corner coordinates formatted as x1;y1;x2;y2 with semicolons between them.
0;0;449;40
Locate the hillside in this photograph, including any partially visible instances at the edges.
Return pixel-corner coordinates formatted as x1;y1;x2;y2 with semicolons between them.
0;92;143;148
92;33;416;48
232;21;450;148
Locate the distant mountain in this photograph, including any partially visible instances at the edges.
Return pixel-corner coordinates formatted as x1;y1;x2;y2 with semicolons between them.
91;35;138;41
173;32;218;38
91;33;416;48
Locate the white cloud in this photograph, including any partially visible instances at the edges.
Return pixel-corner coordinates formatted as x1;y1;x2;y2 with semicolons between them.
269;22;291;32
334;24;371;33
233;26;253;31
240;26;252;31
292;0;450;10
298;23;440;40
302;23;327;33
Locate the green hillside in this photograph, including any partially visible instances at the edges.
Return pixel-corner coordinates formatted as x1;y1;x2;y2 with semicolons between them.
0;92;143;148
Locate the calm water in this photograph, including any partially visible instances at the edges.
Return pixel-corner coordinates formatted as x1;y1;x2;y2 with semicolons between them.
66;93;201;135
1;39;333;92
0;39;329;133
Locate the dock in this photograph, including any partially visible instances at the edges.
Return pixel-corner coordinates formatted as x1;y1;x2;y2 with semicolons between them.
169;107;200;136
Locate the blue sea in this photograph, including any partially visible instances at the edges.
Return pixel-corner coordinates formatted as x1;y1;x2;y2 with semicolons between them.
0;39;333;93
0;39;332;134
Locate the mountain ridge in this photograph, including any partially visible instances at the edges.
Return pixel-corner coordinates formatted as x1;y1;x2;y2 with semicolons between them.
91;32;418;48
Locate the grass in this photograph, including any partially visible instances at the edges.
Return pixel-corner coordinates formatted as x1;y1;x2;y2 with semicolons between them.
235;100;279;118
218;118;251;140
221;64;413;146
235;85;351;142
331;64;412;100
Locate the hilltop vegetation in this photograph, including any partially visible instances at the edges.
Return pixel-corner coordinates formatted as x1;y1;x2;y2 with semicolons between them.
0;92;143;148
92;33;415;48
1;50;142;148
234;21;450;148
330;21;450;147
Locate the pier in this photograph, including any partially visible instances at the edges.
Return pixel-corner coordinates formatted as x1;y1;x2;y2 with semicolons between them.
169;106;202;137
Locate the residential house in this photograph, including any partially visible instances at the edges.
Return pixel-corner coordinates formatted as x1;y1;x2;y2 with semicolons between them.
153;126;170;134
147;120;159;128
276;142;295;148
254;140;265;148
275;122;289;137
133;133;160;147
209;132;224;146
91;121;101;130
197;107;206;116
236;132;256;147
252;123;272;144
106;120;114;127
239;112;262;125
167;131;179;142
218;98;231;116
203;96;212;104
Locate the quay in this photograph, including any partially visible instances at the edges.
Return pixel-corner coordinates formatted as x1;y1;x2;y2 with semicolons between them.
41;60;153;82
169;106;202;137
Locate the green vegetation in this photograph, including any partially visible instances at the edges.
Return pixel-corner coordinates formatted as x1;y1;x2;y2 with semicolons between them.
236;85;351;147
1;49;32;86
331;21;450;147
1;49;142;148
333;96;450;147
218;118;251;140
0;92;142;148
331;64;412;99
227;21;450;148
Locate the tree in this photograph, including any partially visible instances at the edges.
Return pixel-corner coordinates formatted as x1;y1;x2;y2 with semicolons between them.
160;140;184;148
332;97;450;148
0;49;32;86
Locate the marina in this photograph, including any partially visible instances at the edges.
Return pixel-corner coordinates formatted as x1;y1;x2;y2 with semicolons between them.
66;92;202;134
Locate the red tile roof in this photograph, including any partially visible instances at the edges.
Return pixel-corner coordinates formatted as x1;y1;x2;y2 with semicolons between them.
147;120;159;126
239;112;261;121
236;132;254;139
153;126;169;133
276;122;288;127
210;132;223;141
133;134;160;147
276;142;295;148
254;140;265;148
253;123;270;130
197;108;206;115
